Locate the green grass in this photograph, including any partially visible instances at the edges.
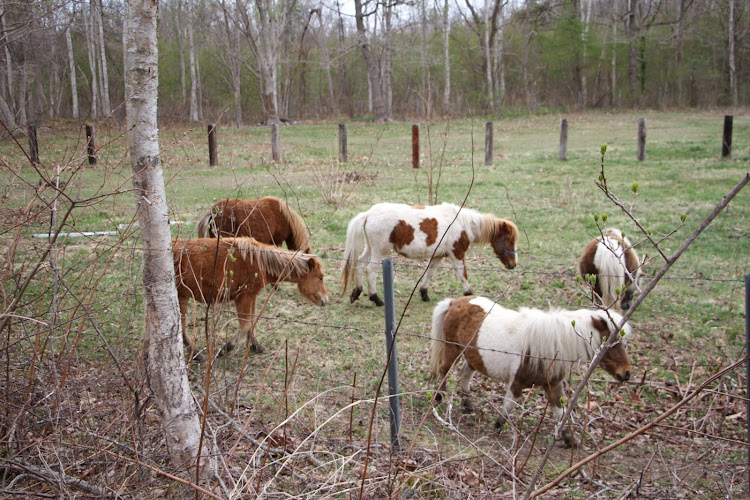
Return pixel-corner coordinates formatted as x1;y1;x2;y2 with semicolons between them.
1;110;748;497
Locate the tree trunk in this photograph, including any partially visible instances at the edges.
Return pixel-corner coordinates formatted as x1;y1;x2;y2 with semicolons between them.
124;0;212;479
442;0;450;115
354;0;386;122
727;0;737;107
85;6;99;119
177;0;187;112
420;0;430;120
1;0;15;117
94;0;111;115
66;24;79;120
383;3;393;118
484;0;493;110
581;0;592;108
187;0;199;123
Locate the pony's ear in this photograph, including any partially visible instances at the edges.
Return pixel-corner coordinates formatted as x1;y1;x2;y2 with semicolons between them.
591;316;610;339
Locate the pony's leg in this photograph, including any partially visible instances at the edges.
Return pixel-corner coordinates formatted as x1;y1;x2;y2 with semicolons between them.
350;245;369;303
546;382;577;448
179;298;205;363
457;361;477;413
495;384;523;431
419;257;442;302
448;256;473;296
365;250;384;306
226;293;263;354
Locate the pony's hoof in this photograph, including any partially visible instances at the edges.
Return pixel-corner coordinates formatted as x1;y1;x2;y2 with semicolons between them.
560;428;579;449
420;289;430;302
463;290;473;297
461;398;475;414
218;342;235;357
494;416;508;431
369;294;384;307
251;340;266;353
350;287;362;303
433;392;443;403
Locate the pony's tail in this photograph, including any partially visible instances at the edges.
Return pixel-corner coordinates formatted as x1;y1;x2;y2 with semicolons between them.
341;212;367;293
275;197;311;252
429;298;453;381
197;213;214;238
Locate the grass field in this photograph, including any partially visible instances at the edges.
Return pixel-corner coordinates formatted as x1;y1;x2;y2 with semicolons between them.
1;110;749;498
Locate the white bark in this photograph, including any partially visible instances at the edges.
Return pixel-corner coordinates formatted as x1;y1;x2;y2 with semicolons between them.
420;0;430;119
728;0;737;107
66;24;79;120
581;0;592;108
94;0;111;115
187;0;199;123
125;0;213;478
84;6;98;119
442;0;450;115
484;0;493;108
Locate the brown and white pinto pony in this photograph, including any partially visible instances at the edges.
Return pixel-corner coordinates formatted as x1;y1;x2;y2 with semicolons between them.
173;237;328;361
197;197;311;253
341;203;519;306
578;228;643;312
429;296;633;445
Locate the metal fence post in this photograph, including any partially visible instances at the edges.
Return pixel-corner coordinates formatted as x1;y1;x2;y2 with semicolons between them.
382;258;401;450
745;273;749;492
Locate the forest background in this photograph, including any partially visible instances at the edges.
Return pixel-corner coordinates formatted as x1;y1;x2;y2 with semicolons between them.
0;0;748;129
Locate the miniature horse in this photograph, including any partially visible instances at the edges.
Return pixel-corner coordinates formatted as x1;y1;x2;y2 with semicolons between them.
578;228;643;311
429;296;633;446
197;197;311;253
341;203;519;306
173;237;328;361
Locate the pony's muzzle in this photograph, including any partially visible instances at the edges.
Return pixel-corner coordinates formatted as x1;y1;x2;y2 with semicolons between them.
616;370;631;382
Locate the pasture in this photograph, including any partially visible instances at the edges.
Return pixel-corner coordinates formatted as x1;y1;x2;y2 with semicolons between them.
1;110;749;497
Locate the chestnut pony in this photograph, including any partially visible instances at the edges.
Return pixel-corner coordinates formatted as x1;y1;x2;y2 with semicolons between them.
430;296;632;445
197;197;311;253
341;203;519;306
578;228;643;311
173;237;328;361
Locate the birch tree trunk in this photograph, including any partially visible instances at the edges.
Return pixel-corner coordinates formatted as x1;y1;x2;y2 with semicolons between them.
124;0;212;478
484;0;493;109
65;24;79;120
442;0;450;115
177;0;187;111
94;0;111;116
354;0;386;122
187;0;199;123
84;6;98;119
382;4;393;118
727;0;737;107
580;0;592;108
419;0;430;119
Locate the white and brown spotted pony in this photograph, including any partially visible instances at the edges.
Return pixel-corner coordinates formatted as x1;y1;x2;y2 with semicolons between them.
578;228;643;311
341;203;519;306
429;296;633;445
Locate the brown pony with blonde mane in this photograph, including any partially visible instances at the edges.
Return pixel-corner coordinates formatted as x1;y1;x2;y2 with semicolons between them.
173;237;328;361
197;197;311;253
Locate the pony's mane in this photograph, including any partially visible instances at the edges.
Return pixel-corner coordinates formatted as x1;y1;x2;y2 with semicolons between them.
268;196;311;251
518;308;612;380
228;237;312;278
476;214;518;244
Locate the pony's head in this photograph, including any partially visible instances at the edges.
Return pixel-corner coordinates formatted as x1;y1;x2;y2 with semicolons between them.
592;312;633;383
297;256;329;307
490;219;519;270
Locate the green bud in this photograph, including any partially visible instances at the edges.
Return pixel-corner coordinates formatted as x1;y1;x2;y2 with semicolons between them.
680;213;687;223
598;173;604;182
616;286;621;295
600;144;607;155
571;320;576;327
647;228;652;235
576;275;582;284
621;231;626;239
594;213;600;222
602;213;608;223
560;396;566;404
631;182;639;194
577;297;582;305
620;328;626;336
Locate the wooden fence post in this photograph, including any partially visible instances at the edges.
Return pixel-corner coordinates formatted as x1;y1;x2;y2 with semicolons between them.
85;125;97;165
338;124;347;163
208;124;218;166
28;125;39;164
382;258;401;450
271;123;280;162
485;121;493;166
722;115;733;158
412;124;419;169
559;118;568;161
637;118;647;162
